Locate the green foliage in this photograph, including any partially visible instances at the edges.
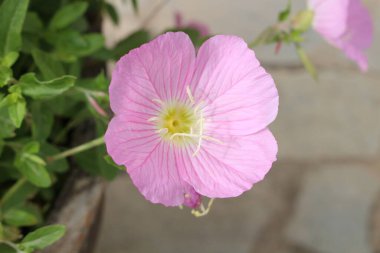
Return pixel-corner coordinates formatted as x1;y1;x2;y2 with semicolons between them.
75;145;119;180
14;142;52;188
48;2;89;31
3;204;42;227
166;28;205;48
278;0;291;22
19;73;76;99
1;179;37;213
0;0;29;57
0;0;151;251
31;49;65;79
18;225;66;251
104;2;119;25
112;30;150;60
104;155;125;171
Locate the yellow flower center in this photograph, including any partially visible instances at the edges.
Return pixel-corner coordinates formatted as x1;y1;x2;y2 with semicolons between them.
159;103;197;141
149;87;222;155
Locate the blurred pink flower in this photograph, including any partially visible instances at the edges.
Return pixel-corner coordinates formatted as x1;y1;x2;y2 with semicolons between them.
309;0;373;71
105;32;278;207
175;12;210;37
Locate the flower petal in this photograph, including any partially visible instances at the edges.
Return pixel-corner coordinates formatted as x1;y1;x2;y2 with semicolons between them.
109;32;196;115
176;129;277;198
310;0;349;39
105;115;160;167
332;0;373;71
128;142;196;206
310;0;373;71
190;35;278;135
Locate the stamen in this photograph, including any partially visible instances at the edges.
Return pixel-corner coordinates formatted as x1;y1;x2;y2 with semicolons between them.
202;136;225;145
148;117;159;122
170;133;198;139
151;89;223;152
156;128;168;134
193;112;204;156
191;198;215;217
152;98;164;106
186;86;195;105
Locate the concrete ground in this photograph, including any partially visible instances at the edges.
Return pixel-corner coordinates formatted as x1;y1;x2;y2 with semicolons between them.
95;0;380;252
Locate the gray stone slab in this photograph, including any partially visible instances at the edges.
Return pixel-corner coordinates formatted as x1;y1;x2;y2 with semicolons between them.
94;175;279;253
285;165;380;253
270;69;380;160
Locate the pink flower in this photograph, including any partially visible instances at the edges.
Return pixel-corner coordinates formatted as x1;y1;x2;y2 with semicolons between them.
309;0;373;71
105;32;278;207
175;12;210;37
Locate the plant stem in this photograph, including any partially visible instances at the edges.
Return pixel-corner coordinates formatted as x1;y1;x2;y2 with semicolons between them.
48;136;105;162
0;240;23;253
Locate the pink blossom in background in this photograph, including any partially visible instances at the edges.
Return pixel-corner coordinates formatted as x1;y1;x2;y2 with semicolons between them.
309;0;373;71
175;12;210;37
105;32;278;208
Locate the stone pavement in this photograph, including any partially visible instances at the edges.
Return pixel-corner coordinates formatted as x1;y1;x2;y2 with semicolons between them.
95;0;380;252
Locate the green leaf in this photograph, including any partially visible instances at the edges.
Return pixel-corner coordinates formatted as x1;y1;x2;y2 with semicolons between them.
0;91;26;128
0;139;4;156
112;30;150;59
295;43;318;80
104;2;119;25
166;28;202;47
47;30;105;60
0;66;12;87
0;0;29;57
31;49;65;80
14;142;52;188
0;105;15;138
23;141;40;154
20;225;66;251
278;1;291;22
1;51;19;68
31;102;53;141
0;243;17;253
19;73;76;100
23;11;43;34
48;2;89;30
288;30;304;43
3;204;42;227
1;178;37;213
104;155;125;171
7;94;26;128
76;71;109;91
